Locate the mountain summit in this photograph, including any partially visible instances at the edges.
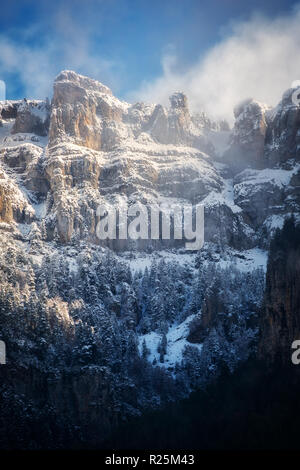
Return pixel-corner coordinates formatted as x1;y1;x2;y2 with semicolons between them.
1;70;298;247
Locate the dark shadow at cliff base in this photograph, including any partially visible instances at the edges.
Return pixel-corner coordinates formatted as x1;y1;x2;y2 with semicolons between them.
102;360;300;450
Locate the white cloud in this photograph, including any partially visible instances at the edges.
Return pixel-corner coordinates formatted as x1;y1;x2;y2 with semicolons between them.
0;11;119;100
1;4;300;121
129;6;300;123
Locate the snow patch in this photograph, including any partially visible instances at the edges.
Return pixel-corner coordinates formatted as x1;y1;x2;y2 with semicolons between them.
139;314;202;369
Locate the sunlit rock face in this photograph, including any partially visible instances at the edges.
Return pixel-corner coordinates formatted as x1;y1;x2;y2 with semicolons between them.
167;92;192;145
49;74;213;154
44;72;223;244
0;165;35;224
0;69;299;249
145;92;215;154
49;70;127;151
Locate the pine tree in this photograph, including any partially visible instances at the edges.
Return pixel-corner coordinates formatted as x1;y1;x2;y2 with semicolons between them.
141;339;150;360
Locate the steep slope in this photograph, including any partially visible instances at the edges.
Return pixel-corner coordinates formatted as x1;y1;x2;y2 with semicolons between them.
0;70;277;249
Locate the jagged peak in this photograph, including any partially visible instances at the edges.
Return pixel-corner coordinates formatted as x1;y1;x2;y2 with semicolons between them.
169;91;188;109
277;86;300;109
54;70;112;96
233;98;270;119
265;87;300;125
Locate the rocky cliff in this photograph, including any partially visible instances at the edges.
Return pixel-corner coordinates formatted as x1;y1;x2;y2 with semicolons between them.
258;217;300;365
0;70;299;250
223;98;269;171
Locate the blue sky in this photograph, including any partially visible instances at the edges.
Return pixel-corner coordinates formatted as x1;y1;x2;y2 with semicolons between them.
0;0;299;119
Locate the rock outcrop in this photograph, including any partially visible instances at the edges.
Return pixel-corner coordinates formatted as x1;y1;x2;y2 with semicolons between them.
49;70;128;151
12;99;50;136
265;87;300;166
0;70;299;250
0;101;19;120
0;165;35;224
43;72;223;244
223;98;269;171
224;88;300;172
258;217;300;365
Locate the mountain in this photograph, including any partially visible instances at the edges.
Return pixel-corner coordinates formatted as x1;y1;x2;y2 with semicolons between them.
0;71;299;449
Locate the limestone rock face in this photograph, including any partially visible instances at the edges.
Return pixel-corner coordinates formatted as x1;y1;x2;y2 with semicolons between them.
146;92;215;154
49;70;128;151
204;203;254;249
258;219;300;365
224;89;300;171
168;92;192;145
43;139;223;244
1;144;49;195
264;88;300;166
232;164;300;245
0;165;35;224
49;75;214;156
146;104;169;144
12;99;50;136
0;143;49;226
223;99;269;170
0;69;299;251
44;143;104;242
40;72;224;244
233;169;286;226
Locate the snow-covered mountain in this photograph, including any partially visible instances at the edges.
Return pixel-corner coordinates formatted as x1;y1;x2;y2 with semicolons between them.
0;70;299;448
1;71;299;250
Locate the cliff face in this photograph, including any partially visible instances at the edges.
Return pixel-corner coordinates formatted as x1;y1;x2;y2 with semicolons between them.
223;99;269;171
224;89;300;171
0;361;118;448
12;100;50;137
1;71;229;246
1;71;299;249
265;88;300;166
49;70;123;151
258;218;300;365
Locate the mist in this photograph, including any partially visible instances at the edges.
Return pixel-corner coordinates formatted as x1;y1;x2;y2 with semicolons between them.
0;3;300;125
129;6;300;123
